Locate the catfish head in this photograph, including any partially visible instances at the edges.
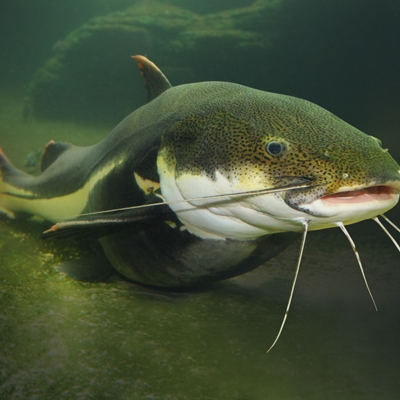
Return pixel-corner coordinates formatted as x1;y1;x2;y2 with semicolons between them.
157;87;400;238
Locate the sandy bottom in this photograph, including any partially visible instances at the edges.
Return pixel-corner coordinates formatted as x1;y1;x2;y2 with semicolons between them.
1;87;400;399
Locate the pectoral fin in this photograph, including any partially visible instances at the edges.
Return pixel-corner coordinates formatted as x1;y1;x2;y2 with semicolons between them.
42;203;174;240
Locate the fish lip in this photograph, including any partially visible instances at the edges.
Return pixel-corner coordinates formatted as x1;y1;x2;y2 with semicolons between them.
321;184;400;204
284;181;400;219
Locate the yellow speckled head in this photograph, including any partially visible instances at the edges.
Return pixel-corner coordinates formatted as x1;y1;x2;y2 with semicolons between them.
160;83;400;193
157;82;400;237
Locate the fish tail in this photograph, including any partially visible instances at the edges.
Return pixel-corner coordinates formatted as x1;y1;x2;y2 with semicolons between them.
0;147;17;218
0;147;33;218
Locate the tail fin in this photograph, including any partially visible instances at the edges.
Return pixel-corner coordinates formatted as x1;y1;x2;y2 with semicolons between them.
0;147;13;173
0;147;32;218
0;146;92;223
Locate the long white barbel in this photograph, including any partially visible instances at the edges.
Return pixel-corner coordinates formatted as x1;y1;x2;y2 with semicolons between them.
57;180;317;221
373;216;400;252
336;222;377;311
380;214;400;234
267;219;309;353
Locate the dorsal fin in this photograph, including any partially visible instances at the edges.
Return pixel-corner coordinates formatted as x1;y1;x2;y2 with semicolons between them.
132;55;172;102
41;140;72;172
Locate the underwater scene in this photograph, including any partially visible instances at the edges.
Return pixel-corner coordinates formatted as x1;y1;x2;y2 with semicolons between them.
1;0;400;398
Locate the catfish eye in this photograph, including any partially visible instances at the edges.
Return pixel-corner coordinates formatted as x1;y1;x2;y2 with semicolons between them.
266;141;286;156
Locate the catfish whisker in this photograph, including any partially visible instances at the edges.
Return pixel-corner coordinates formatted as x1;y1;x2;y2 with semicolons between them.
267;219;309;353
373;216;400;252
336;222;378;311
58;181;318;221
380;214;400;234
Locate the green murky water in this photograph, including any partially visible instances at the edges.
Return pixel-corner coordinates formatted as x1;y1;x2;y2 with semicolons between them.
1;0;400;394
1;91;400;399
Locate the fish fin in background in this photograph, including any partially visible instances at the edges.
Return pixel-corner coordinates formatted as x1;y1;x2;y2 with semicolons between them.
41;140;73;172
55;256;117;282
132;55;172;102
41;203;175;241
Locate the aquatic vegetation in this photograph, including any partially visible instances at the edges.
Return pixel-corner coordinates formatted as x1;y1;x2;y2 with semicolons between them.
25;0;282;123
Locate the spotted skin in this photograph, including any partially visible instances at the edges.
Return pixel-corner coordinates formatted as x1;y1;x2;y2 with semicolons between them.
159;83;399;202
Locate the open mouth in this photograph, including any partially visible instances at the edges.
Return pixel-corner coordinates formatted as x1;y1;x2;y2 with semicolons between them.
322;185;397;204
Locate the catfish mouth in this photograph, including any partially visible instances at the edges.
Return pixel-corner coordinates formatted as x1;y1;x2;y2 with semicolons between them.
322;185;398;204
291;184;400;223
